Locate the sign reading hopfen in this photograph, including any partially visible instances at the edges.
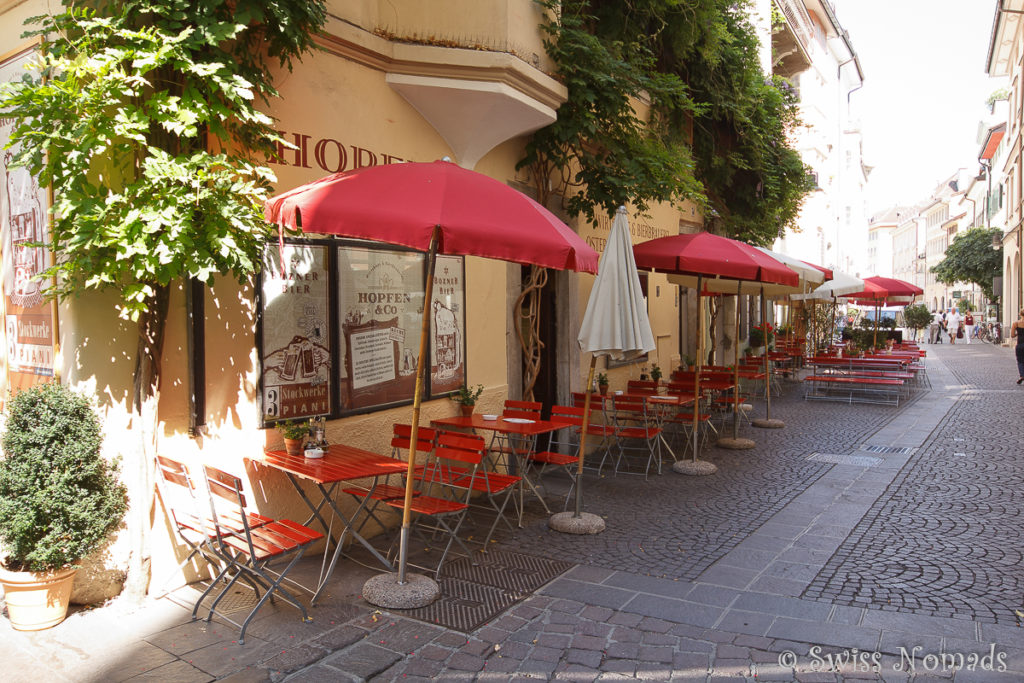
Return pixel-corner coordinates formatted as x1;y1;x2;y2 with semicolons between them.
258;240;466;423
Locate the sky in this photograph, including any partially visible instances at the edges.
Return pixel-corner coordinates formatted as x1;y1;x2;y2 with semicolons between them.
831;0;1005;214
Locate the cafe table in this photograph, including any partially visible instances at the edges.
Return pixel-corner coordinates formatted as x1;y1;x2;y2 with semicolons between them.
431;413;564;522
248;444;408;605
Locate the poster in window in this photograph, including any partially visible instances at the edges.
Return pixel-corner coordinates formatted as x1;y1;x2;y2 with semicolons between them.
0;44;56;389
430;255;465;395
337;246;424;411
260;243;332;420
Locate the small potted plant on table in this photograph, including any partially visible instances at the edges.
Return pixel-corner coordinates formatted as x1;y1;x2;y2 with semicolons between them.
0;382;128;631
596;373;609;395
453;383;484;416
277;419;310;455
650;364;663;385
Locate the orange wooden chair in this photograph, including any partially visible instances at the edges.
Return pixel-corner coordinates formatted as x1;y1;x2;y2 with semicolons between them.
196;465;324;645
606;394;663;478
383;431;505;575
153;456;271;599
342;423;436;536
527;404;590;508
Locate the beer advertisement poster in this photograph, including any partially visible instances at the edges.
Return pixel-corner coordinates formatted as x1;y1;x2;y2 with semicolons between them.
0;45;56;391
260;243;332;420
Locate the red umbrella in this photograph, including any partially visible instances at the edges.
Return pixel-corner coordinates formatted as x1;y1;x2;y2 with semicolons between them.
632;232;799;287
633;233;800;471
265;160;599;600
265;159;598;273
843;276;922;305
842;276;922;348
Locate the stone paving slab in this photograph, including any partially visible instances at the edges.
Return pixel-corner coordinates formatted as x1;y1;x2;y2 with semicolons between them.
4;344;1024;681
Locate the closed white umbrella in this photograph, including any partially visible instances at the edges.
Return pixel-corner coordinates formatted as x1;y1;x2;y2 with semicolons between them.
551;207;654;534
577;207;656;359
791;269;865;300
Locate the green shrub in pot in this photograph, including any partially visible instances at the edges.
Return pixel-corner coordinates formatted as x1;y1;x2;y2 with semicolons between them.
0;382;128;629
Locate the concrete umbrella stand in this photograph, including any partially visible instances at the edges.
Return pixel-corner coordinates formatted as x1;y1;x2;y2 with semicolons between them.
717;280;755;450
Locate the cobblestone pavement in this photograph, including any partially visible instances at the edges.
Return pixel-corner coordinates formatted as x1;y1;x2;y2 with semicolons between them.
485;380;921;582
3;343;1024;682
803;343;1024;625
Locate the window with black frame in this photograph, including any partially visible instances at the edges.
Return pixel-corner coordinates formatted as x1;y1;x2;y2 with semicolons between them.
258;239;466;424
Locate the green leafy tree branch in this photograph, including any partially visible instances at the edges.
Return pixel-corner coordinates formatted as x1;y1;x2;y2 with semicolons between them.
931;227;1003;301
0;0;326;600
522;0;813;243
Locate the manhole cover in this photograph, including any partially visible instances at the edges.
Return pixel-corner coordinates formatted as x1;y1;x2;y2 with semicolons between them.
859;445;915;454
808;453;883;467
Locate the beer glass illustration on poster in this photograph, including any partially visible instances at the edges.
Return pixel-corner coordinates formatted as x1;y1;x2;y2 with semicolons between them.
430;255;465;395
338;246;424;411
261;243;331;419
0;45;56;388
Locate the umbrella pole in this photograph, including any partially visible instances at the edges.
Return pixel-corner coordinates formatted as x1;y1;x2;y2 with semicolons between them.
549;354;605;533
763;289;770;419
674;278;717;475
752;287;785;429
717;282;754;450
873;302;880;349
575;356;597;518
693;282;702;462
397;226;440;585
362;227;441;610
733;282;741;439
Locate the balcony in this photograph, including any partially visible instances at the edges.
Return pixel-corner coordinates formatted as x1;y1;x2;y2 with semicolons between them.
772;0;814;78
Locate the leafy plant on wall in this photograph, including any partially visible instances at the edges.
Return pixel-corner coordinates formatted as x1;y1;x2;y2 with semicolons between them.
522;0;814;246
0;0;327;602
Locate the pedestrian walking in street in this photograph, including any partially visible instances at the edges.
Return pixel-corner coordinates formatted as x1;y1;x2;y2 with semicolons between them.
929;310;941;344
938;311;948;344
947;308;961;345
964;310;974;344
1013;309;1024;384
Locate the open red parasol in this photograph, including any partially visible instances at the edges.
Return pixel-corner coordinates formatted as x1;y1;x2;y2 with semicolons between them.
633;232;800;470
265;160;598;602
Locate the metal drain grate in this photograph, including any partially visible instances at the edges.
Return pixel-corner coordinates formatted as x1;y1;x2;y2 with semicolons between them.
859;445;916;454
398;550;574;632
188;583;259;616
808;452;883;467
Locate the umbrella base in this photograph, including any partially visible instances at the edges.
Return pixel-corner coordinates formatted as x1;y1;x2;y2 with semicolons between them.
717;437;755;450
751;418;786;429
549;511;606;534
362;572;439;609
673;459;717;476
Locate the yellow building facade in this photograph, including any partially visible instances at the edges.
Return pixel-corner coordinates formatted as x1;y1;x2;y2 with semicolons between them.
0;0;701;592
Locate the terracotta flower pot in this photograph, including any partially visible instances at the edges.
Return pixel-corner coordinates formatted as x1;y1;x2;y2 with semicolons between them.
284;437;304;456
0;565;76;631
460;403;475;417
598;384;608;395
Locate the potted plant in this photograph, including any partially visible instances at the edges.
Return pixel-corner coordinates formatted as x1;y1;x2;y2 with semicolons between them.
749;323;774;352
596;373;609;395
650;364;663;384
453;383;484;416
0;382;128;631
276;419;310;455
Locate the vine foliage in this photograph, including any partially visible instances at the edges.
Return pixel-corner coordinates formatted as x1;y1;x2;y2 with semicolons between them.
522;0;813;243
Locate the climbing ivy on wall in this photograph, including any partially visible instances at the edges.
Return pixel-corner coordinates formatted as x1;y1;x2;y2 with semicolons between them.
523;0;813;243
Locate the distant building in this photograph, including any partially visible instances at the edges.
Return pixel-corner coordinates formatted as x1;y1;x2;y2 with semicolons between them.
987;2;1023;327
771;0;866;275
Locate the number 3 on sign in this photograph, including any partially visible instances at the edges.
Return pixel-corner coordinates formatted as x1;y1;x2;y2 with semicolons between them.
265;388;279;417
